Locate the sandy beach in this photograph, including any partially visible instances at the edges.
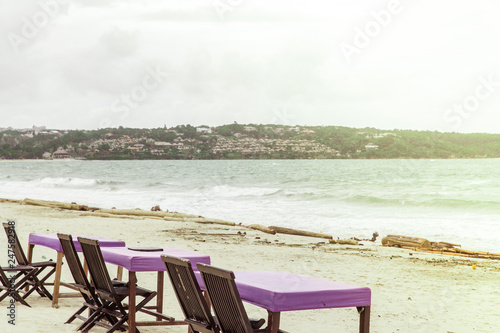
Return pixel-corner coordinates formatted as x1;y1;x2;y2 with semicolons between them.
1;201;499;333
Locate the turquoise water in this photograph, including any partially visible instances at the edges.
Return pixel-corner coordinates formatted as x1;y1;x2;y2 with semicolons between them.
1;159;499;252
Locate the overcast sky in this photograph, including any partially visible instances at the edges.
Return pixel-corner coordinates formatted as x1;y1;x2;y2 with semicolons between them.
1;0;500;133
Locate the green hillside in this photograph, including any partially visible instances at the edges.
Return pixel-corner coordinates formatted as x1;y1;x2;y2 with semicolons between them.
0;124;499;160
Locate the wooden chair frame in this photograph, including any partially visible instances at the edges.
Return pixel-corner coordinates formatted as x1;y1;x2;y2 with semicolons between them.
2;222;56;301
58;233;124;331
197;263;285;333
0;265;39;307
78;237;157;333
161;255;218;333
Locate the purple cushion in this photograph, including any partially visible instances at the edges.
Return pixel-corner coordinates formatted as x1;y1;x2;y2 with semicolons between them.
100;247;210;272
29;233;125;252
196;270;371;312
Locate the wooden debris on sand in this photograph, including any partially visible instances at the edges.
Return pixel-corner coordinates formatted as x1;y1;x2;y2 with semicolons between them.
23;198;96;211
432;241;461;249
335;239;359;245
269;226;333;239
353;232;379;242
14;198;370;241
382;234;500;260
97;208;200;219
0;198;23;203
414;247;500;260
246;224;276;235
21;198;235;226
79;212;146;220
168;217;235;226
382;235;432;249
151;205;162;211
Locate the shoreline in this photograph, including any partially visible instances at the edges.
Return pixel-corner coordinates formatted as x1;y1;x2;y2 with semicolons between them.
2;157;500;161
0;200;499;332
3;197;500;258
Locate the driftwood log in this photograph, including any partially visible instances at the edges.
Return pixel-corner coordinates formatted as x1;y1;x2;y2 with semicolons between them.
23;198;96;211
405;247;500;260
79;212;146;220
12;198;361;240
382;234;500;260
269;226;332;239
246;224;277;235
21;198;234;226
0;198;23;203
97;208;199;219
382;235;432;249
336;239;359;245
431;241;461;249
172;217;235;226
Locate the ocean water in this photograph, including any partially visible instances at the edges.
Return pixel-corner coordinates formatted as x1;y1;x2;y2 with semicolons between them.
0;159;499;252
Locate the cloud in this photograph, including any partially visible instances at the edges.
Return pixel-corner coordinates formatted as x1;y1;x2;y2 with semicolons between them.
100;26;141;57
1;0;500;133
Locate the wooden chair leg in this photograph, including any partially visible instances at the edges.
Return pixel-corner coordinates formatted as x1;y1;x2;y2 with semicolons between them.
266;311;280;333
156;271;164;321
128;271;137;332
26;244;35;292
116;266;123;281
358;306;370;333
27;244;35;263
51;252;64;308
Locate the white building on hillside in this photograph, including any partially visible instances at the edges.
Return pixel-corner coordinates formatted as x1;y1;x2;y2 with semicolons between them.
196;127;212;134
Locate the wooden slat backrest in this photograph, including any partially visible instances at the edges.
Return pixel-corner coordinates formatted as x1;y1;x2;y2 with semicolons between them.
77;237;116;302
57;234;93;298
2;222;29;265
197;263;254;333
162;255;217;333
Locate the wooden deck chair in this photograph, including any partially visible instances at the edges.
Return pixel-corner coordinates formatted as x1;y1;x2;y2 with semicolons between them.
0;265;39;307
161;255;218;333
197;264;287;333
78;237;157;333
2;223;57;300
57;234;125;331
